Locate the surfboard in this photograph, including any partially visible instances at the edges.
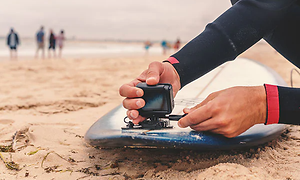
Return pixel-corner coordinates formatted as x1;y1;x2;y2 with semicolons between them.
85;58;287;150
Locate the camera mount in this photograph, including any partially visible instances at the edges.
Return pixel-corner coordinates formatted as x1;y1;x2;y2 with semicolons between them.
121;114;185;130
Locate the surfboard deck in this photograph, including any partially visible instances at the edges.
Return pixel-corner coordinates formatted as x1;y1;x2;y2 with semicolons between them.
85;58;287;150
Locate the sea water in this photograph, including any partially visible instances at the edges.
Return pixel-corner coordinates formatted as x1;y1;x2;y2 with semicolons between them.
0;39;163;59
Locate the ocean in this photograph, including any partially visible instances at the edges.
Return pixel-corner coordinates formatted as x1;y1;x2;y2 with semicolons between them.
0;39;165;59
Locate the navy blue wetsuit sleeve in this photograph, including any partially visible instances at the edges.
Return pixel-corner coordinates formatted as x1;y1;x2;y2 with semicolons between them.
277;86;300;124
170;0;297;87
263;3;300;67
263;3;300;125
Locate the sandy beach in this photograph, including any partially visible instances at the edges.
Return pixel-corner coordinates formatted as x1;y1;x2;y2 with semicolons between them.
1;42;300;180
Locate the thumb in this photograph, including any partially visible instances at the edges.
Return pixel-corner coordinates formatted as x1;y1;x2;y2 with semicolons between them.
145;62;164;85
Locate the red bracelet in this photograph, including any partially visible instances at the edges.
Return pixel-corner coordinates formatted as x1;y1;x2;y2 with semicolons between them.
264;84;280;125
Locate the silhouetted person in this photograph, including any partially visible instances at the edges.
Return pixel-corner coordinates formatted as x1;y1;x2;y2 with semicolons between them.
161;40;168;55
48;29;56;58
7;28;20;60
174;38;181;51
35;26;45;59
56;30;65;58
144;40;152;55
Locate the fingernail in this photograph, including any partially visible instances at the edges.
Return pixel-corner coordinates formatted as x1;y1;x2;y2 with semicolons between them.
178;121;183;128
146;77;156;83
136;100;142;108
183;108;191;113
129;112;133;119
130;112;137;119
136;90;143;97
148;77;156;81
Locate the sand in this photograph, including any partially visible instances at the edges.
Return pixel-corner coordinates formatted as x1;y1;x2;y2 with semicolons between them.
1;42;300;180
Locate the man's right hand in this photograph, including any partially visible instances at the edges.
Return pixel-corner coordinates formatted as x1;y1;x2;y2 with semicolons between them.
119;61;181;124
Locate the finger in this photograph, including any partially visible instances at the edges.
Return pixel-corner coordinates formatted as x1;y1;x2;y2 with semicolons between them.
132;116;146;124
119;82;144;98
127;110;139;119
178;105;212;128
137;69;147;82
209;127;241;138
126;110;146;124
210;129;227;136
183;108;191;114
182;97;215;114
145;62;164;85
188;91;220;112
189;118;218;132
123;98;145;110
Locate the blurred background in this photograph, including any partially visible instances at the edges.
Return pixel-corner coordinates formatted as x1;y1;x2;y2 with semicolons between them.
0;0;231;59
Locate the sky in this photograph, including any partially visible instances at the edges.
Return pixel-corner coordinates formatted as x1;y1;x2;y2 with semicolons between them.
0;0;231;41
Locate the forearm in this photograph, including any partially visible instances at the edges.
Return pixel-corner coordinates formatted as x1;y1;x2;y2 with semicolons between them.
168;0;296;88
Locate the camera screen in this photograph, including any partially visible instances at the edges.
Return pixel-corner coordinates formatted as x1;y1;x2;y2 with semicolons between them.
142;91;168;111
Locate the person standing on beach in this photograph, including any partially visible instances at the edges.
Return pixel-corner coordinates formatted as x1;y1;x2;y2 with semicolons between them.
144;40;152;55
161;40;168;55
35;26;45;59
56;30;65;58
48;29;56;58
120;0;300;138
6;28;20;60
173;38;181;51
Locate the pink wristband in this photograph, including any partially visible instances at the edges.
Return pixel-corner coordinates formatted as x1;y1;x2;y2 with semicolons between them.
264;84;279;125
166;57;179;64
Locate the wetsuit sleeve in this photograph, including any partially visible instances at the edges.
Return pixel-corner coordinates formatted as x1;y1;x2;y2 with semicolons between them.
167;0;296;87
265;84;300;125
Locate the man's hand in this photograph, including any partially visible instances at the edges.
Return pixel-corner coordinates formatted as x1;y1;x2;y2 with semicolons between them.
178;86;266;138
119;61;181;124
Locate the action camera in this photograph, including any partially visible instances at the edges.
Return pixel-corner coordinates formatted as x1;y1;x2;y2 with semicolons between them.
136;82;174;118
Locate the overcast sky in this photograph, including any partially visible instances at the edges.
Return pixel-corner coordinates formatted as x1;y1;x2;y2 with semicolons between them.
0;0;231;41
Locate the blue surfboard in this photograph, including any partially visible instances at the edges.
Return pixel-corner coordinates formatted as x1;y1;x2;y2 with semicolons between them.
85;58;287;150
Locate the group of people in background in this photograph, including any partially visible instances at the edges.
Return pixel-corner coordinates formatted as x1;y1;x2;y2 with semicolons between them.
6;26;65;60
35;26;65;59
161;38;181;55
144;38;181;55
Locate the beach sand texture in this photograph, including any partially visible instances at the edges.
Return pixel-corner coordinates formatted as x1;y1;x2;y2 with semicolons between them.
1;42;300;180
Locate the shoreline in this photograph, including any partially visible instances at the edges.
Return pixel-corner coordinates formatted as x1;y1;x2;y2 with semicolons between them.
0;40;177;60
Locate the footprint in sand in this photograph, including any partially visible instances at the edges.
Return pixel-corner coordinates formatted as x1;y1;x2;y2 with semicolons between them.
0;119;15;124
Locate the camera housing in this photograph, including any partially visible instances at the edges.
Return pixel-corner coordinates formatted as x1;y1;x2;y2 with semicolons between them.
136;83;174;118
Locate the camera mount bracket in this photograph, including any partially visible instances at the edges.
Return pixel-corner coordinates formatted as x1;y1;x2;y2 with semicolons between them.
121;114;185;130
122;116;173;130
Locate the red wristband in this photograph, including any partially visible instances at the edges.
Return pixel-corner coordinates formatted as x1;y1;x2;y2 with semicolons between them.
165;57;179;64
264;84;279;125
